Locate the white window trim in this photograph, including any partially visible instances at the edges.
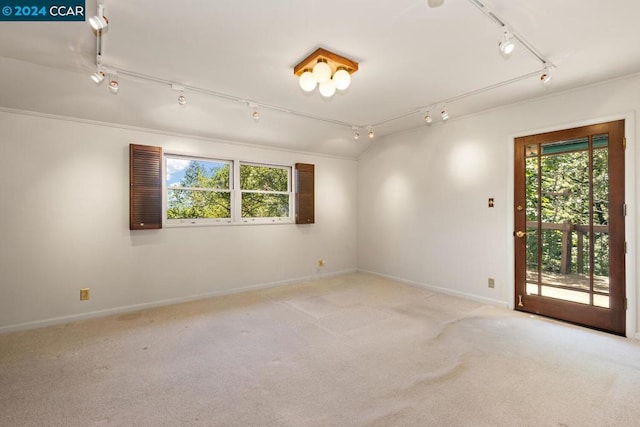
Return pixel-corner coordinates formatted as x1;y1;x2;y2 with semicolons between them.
163;153;294;227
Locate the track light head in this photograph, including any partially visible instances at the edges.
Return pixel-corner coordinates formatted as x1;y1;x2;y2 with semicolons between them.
424;112;433;124
89;15;108;30
91;71;105;84
252;110;260;121
368;128;375;139
178;94;187;106
108;78;119;94
89;4;108;31
441;108;449;121
352;126;360;140
499;27;515;57
540;64;553;84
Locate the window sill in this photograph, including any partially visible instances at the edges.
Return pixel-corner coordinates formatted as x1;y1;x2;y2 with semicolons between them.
165;218;294;228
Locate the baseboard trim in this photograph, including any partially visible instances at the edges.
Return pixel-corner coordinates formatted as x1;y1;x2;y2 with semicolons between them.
0;269;357;334
359;269;509;308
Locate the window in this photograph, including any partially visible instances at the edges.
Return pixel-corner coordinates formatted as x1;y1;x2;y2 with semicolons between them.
164;155;292;226
166;155;232;224
240;163;291;221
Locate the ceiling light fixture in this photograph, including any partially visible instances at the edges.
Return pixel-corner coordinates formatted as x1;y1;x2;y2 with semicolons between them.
368;127;375;139
246;102;260;121
427;0;445;7
171;83;187;106
108;75;119;94
498;26;515;57
89;2;108;31
441;107;449;121
424;111;433;124
91;71;105;84
352;126;360;140
294;48;358;98
540;64;553;84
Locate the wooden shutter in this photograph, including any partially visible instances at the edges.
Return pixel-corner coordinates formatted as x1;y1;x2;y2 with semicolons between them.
130;144;162;230
295;163;314;224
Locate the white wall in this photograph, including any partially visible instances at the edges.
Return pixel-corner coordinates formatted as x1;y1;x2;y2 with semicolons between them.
358;74;640;337
0;111;358;332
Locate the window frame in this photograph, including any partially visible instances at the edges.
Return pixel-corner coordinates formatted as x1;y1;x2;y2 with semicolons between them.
163;153;294;227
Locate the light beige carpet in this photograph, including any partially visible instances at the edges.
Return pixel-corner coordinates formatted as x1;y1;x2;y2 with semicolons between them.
1;273;640;426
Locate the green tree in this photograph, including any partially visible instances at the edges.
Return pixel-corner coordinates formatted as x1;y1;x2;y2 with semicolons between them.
240;165;289;218
167;161;231;219
525;143;609;277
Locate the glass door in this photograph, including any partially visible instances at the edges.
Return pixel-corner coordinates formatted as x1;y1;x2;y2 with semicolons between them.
514;120;625;335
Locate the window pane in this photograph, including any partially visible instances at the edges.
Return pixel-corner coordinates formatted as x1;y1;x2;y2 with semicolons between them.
241;193;289;218
167;189;231;219
240;164;288;191
167;158;230;190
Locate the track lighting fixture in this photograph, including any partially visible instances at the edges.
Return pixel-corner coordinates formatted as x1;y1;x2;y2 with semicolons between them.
352;126;360;140
90;71;105;84
368;128;375;139
171;83;187;105
424;111;433;124
246;102;260;121
108;76;119;94
294;48;358;98
89;3;108;31
540;64;552;84
427;0;445;7
499;26;515;57
441;107;449;121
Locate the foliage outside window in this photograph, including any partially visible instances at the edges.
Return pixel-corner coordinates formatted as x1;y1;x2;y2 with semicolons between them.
524;136;609;277
166;156;232;223
240;163;290;221
165;155;292;226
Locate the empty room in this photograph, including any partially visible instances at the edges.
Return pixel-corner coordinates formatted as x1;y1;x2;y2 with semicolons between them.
2;0;640;425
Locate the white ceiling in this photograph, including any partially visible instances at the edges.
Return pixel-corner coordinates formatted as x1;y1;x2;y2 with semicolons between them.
0;0;639;158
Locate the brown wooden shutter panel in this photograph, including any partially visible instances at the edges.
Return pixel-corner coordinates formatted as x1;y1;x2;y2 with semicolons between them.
130;144;162;230
295;163;314;224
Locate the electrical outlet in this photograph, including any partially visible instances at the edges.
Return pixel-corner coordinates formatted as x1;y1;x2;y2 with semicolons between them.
488;278;495;289
80;288;90;301
318;259;325;267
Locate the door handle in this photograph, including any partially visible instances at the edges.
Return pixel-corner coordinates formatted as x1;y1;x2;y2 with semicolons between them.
515;231;525;238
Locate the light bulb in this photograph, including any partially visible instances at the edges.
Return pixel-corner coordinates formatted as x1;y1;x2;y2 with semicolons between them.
299;70;317;92
178;94;187;106
441;109;449;121
313;60;331;83
540;66;552;84
108;79;119;94
424;112;433;124
91;71;105;84
368;128;375;139
499;29;515;57
354;131;360;140
333;68;351;91
319;79;336;98
252;110;260;121
89;15;108;31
